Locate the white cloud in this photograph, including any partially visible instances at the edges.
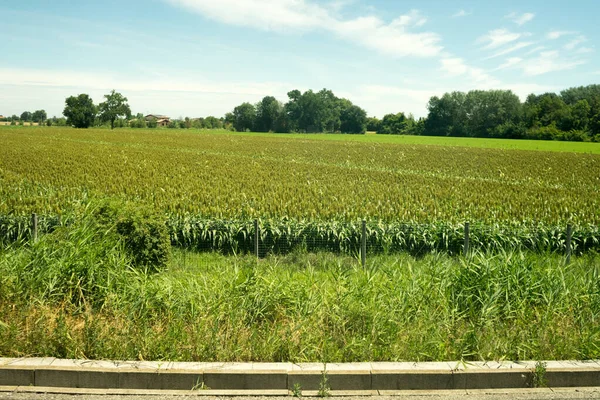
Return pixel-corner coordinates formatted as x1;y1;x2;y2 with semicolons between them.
525;45;546;55
477;29;522;49
330;12;441;58
484;41;535;59
452;9;471;18
440;57;499;85
506;12;535;26
564;35;587;50
520;51;586;76
166;0;326;32
547;30;575;40
495;57;523;70
166;0;443;58
575;47;594;54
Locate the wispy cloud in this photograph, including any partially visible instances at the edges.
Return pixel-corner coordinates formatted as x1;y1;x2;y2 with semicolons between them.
494;57;523;71
575;47;594;55
564;35;587;50
477;29;523;49
452;9;471;18
440;57;499;85
166;0;443;57
546;30;575;40
525;45;546;55
484;42;535;59
521;51;586;76
505;12;535;26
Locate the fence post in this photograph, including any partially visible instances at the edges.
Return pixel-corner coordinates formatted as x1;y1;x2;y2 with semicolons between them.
254;219;259;259
566;223;573;264
464;222;470;257
31;213;38;243
361;220;367;267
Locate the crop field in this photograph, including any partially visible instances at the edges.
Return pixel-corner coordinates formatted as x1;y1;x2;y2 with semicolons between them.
1;126;600;362
1;126;599;223
1;126;599;254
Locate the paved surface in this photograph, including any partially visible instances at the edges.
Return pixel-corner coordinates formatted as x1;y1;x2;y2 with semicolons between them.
0;388;599;399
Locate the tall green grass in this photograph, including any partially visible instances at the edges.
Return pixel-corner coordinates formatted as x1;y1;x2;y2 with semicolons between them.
1;221;598;361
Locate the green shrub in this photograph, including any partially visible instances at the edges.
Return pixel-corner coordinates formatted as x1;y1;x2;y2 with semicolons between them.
94;200;170;271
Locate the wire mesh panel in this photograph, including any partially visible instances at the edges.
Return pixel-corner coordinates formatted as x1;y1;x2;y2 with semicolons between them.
2;213;599;258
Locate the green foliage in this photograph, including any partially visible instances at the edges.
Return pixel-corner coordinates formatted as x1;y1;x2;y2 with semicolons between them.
318;367;330;397
233;102;257;132
32;109;47;123
1;249;599;361
20;111;32;122
98;90;132;130
530;361;548;388
94;201;170;271
63;93;97;128
292;383;303;397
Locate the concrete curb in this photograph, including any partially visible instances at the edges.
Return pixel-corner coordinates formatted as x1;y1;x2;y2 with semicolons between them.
0;358;598;392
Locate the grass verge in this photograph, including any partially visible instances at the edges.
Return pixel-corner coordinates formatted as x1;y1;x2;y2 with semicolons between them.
1;235;599;361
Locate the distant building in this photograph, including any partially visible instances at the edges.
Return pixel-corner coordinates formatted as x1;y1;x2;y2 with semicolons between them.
145;114;171;127
0;115;5;119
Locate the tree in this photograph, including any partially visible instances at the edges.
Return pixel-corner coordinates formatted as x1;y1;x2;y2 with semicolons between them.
378;112;409;134
98;90;131;129
339;104;367;134
20;111;32;122
366;117;381;132
32;109;47;124
255;96;283;132
232;102;256;132
424;92;468;136
463;90;522;137
63;94;97;128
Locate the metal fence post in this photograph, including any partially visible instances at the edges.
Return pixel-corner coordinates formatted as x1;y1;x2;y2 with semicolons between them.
254;219;259;259
464;222;470;257
31;213;38;243
361;220;366;267
566;224;573;264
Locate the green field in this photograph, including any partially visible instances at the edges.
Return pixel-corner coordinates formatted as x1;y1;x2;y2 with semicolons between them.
1;126;599;224
1;125;600;362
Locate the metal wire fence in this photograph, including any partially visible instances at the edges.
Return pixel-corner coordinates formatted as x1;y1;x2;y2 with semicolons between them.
2;214;599;263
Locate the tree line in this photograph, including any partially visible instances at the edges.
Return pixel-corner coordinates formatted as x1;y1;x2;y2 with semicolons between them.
4;84;600;142
225;89;368;134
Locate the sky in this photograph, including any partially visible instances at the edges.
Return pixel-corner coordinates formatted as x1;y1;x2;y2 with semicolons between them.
0;0;598;119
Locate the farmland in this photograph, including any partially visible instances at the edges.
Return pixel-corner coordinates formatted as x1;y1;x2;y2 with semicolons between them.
1;125;600;362
1;126;599;224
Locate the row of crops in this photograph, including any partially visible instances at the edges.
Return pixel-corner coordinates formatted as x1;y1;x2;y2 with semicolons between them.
1;127;599;256
2;213;598;255
1;127;599;224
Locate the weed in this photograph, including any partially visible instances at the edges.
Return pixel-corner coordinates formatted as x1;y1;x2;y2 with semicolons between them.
191;377;210;391
318;365;330;397
530;361;548;388
291;382;302;397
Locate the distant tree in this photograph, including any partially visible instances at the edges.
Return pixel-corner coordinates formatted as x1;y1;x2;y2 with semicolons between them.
232;102;256;132
63;94;97;128
20;111;32;122
204;116;222;129
98;90;131;129
463;90;522;137
423;92;467;136
10;115;19;121
255;96;283;132
378;112;408;134
339;104;367;134
366;117;381;132
32;109;47;124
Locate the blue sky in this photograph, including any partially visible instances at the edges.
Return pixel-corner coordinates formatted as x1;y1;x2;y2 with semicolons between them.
0;0;598;119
